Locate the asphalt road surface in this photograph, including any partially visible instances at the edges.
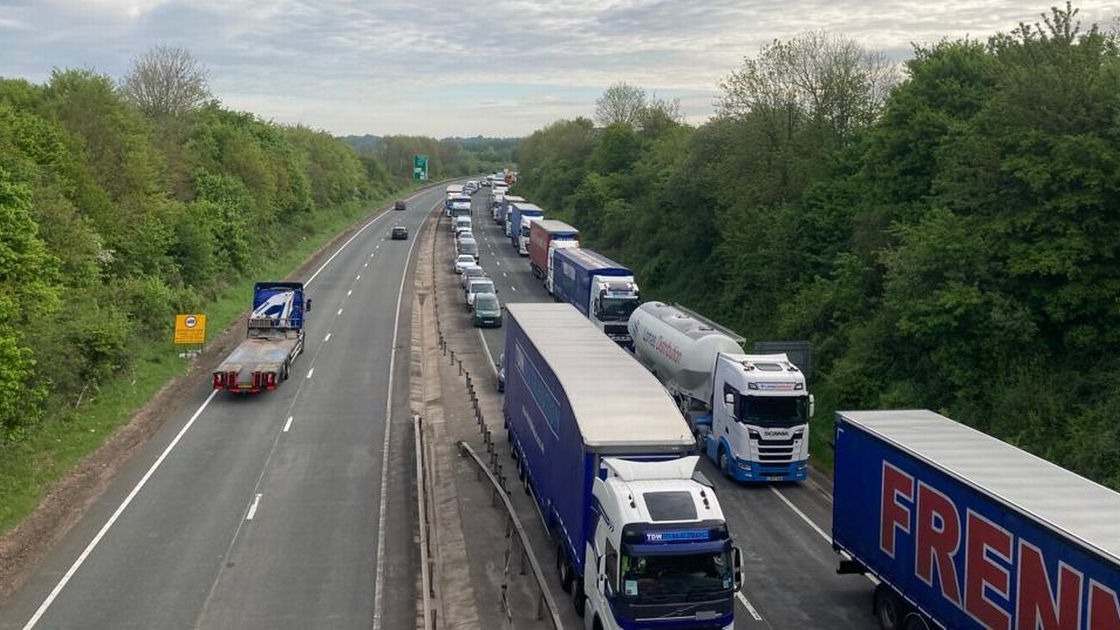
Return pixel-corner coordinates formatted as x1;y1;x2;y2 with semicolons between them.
460;189;880;629
0;188;444;630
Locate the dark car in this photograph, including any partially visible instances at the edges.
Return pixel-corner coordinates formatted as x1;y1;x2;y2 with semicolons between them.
393;199;407;211
391;225;408;240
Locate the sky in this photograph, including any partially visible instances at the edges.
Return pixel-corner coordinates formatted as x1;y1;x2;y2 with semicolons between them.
1;1;1119;138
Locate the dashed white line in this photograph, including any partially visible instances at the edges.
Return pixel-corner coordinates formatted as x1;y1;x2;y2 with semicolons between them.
347;289;352;296
767;486;878;585
736;592;764;621
502;272;508;277
324;333;332;342
283;416;293;432
337;308;344;316
510;286;517;292
245;493;263;521
768;486;828;543
356;275;362;281
306;368;315;380
364;263;369;268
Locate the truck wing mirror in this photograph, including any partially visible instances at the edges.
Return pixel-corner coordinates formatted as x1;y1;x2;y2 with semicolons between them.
809;393;816;418
724;393;735;406
732;547;744;592
305;298;313;312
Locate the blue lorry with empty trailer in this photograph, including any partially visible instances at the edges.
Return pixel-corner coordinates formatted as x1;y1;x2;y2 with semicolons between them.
212;282;311;394
833;409;1120;630
504;303;742;629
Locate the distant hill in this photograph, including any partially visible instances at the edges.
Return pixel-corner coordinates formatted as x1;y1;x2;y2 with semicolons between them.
342;134;522;155
342;134;383;155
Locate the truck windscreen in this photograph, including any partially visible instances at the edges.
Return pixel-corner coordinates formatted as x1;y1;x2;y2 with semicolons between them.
599;296;639;322
619;548;733;599
740;395;809;428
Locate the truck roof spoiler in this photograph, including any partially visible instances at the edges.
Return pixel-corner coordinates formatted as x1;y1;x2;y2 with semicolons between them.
671;303;745;345
602;456;700;481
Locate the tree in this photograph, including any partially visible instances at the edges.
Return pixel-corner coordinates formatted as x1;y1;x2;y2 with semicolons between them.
121;45;211;118
594;82;647;128
719;31;899;141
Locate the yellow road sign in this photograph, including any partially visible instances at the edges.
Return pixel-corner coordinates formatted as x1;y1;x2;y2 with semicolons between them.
174;313;207;344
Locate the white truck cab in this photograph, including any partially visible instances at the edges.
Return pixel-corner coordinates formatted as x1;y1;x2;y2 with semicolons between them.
583;457;741;629
707;353;811;481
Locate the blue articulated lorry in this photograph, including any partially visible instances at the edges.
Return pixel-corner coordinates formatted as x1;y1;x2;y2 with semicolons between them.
504;303;743;629
833;409;1120;630
550;247;641;349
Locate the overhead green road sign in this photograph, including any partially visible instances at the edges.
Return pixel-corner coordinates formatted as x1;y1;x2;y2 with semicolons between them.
413;154;429;181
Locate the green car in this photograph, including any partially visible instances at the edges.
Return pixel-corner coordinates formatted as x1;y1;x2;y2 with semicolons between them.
472;293;503;327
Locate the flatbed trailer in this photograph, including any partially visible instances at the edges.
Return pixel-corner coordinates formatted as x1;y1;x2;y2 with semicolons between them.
213;282;310;394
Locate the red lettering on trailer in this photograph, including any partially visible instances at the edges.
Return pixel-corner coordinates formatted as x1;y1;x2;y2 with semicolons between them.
881;462;913;559
964;510;1012;629
1089;581;1120;630
915;481;962;605
1016;540;1082;630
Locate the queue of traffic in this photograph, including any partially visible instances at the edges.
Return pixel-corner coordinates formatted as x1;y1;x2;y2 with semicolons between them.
457;176;1120;630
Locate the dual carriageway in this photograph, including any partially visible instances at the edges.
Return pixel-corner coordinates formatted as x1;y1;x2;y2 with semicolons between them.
0;183;877;629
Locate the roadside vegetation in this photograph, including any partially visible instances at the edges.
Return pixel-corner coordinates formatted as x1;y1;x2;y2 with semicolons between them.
0;46;502;534
515;5;1120;486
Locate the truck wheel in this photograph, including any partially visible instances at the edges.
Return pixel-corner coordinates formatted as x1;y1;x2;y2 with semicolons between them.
719;449;732;478
873;584;905;630
573;581;586;617
903;613;930;630
556;547;573;594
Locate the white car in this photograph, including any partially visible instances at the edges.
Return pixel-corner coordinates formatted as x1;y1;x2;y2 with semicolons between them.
465;278;497;311
453;254;476;274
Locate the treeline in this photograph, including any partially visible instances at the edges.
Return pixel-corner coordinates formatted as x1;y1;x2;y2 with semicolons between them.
344;134;517;179
0;68;397;439
516;7;1120;487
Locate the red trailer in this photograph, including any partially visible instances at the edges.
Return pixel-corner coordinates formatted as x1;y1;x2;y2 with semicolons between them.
527;219;579;292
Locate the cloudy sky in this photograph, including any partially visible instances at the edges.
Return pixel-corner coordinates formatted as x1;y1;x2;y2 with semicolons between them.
2;1;1119;137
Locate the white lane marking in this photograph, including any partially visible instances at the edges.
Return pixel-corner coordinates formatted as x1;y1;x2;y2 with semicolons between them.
245;493;263;521
306;206;397;284
477;329;498;379
22;389;220;630
283;416;294;432
324;333;332;343
510;286;517;292
372;203;425;630
768;486;828;542
356;275;362;281
364;263;369;268
306;368;315;380
737;591;764;622
369;252;375;258
502;272;508;277
495;260;500;267
337;308;343;316
347;289;352;297
768;486;878;585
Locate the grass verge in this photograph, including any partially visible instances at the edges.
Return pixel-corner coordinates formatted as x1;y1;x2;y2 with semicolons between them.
0;190;420;536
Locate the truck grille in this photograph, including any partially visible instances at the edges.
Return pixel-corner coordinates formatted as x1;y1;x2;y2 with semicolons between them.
757;437;794;462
